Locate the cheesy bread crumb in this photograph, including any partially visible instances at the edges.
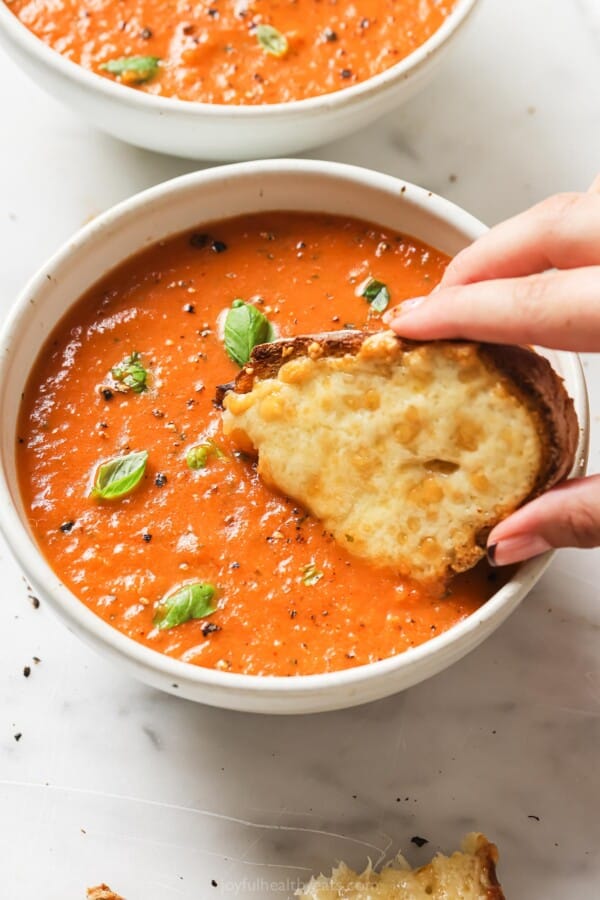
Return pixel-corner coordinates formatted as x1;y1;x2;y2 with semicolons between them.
87;886;125;900
297;832;504;900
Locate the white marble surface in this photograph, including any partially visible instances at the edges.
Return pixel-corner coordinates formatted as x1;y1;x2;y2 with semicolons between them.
1;0;600;897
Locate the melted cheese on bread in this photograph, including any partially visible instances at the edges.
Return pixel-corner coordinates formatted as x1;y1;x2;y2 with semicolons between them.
223;332;547;581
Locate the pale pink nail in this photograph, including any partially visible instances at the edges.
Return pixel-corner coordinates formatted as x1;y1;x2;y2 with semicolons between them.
383;297;426;325
382;306;401;324
487;534;552;567
400;297;426;312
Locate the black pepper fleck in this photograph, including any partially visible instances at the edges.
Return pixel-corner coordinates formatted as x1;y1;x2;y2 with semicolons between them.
201;622;222;636
101;388;114;401
155;473;168;487
341;68;352;79
184;303;196;313
212;240;228;253
23;666;31;678
143;533;152;543
29;596;40;609
14;733;22;742
323;27;338;41
211;880;218;888
411;836;429;848
59;521;75;533
140;26;153;38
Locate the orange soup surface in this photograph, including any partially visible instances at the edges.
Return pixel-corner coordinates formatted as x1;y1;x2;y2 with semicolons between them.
6;0;456;104
18;212;503;676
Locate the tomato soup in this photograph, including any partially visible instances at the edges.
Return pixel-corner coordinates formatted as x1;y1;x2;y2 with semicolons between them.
17;212;502;676
6;0;456;104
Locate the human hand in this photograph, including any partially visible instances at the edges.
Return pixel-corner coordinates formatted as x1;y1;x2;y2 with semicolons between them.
383;176;600;566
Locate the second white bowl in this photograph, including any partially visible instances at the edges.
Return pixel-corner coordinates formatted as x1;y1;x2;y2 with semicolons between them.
0;0;479;160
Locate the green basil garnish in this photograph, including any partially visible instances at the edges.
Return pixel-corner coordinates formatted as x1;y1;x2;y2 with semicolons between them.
302;562;323;586
256;24;288;58
224;299;275;367
154;582;217;630
360;278;390;313
101;56;160;84
91;450;148;500
112;351;148;393
186;440;226;470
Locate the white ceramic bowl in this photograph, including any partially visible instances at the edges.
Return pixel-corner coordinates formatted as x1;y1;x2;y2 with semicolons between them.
0;0;479;160
0;160;589;713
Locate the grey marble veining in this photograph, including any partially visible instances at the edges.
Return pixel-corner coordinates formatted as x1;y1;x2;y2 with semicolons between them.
1;0;600;897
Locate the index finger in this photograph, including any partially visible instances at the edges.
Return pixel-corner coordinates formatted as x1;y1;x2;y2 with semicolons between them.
384;266;600;351
440;189;600;289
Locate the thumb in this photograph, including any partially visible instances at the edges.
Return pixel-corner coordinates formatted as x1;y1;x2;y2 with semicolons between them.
487;476;600;566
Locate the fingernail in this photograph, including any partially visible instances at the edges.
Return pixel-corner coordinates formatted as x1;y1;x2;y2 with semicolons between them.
382;297;426;325
400;297;426;313
487;535;552;567
382;306;401;324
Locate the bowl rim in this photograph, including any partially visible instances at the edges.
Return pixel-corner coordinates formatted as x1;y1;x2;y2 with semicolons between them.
0;0;479;117
0;158;590;698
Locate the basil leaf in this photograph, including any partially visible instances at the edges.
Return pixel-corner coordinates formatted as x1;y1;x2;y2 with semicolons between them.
186;440;226;470
101;56;160;83
302;562;323;586
112;351;148;393
154;582;217;630
224;299;275;367
256;24;289;58
91;450;148;500
360;278;390;313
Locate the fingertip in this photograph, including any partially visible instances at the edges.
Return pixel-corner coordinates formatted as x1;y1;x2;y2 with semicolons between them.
382;297;427;329
486;543;498;567
382;306;401;325
486;534;552;567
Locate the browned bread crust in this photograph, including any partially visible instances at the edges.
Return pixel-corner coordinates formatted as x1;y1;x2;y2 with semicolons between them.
229;330;579;513
466;833;505;899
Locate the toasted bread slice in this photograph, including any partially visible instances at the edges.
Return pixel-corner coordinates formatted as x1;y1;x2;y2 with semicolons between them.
222;331;578;581
297;832;505;900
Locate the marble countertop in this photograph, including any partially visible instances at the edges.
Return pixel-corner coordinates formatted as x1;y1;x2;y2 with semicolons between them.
1;0;599;897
